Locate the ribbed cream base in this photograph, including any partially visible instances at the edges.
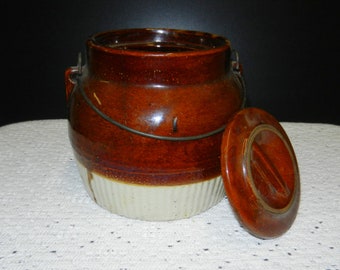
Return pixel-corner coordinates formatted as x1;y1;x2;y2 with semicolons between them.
76;160;225;221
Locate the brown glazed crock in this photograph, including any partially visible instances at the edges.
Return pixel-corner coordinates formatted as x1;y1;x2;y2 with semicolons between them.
65;28;245;221
65;28;301;239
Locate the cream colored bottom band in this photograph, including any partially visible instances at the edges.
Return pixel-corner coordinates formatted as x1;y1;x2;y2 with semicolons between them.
76;160;225;221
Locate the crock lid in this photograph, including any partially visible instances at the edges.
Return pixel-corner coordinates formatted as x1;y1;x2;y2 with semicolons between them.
221;107;300;239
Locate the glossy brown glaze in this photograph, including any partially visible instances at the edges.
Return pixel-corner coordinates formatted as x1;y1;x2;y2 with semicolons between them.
66;28;245;186
221;108;300;239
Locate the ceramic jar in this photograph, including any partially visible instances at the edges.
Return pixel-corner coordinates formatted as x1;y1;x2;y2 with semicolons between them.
65;28;245;221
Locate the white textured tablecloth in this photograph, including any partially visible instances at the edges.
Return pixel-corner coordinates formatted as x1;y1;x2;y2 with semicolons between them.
0;120;339;270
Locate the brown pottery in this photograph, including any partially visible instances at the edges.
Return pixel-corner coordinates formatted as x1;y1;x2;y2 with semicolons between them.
65;28;300;239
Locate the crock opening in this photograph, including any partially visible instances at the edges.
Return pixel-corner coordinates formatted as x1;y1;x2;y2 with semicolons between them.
90;28;228;53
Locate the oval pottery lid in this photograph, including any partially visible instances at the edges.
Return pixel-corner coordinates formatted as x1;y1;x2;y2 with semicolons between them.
221;107;300;239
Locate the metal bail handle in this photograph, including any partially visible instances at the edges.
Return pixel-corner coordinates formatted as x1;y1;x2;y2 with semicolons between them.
76;52;246;141
231;49;247;108
65;53;83;101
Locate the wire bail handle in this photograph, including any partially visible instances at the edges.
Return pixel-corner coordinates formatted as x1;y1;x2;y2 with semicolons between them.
72;51;246;141
65;53;83;101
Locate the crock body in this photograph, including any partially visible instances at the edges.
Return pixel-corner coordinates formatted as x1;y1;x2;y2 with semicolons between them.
66;29;245;220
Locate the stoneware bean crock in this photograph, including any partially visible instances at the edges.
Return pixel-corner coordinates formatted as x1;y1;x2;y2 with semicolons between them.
65;28;300;239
